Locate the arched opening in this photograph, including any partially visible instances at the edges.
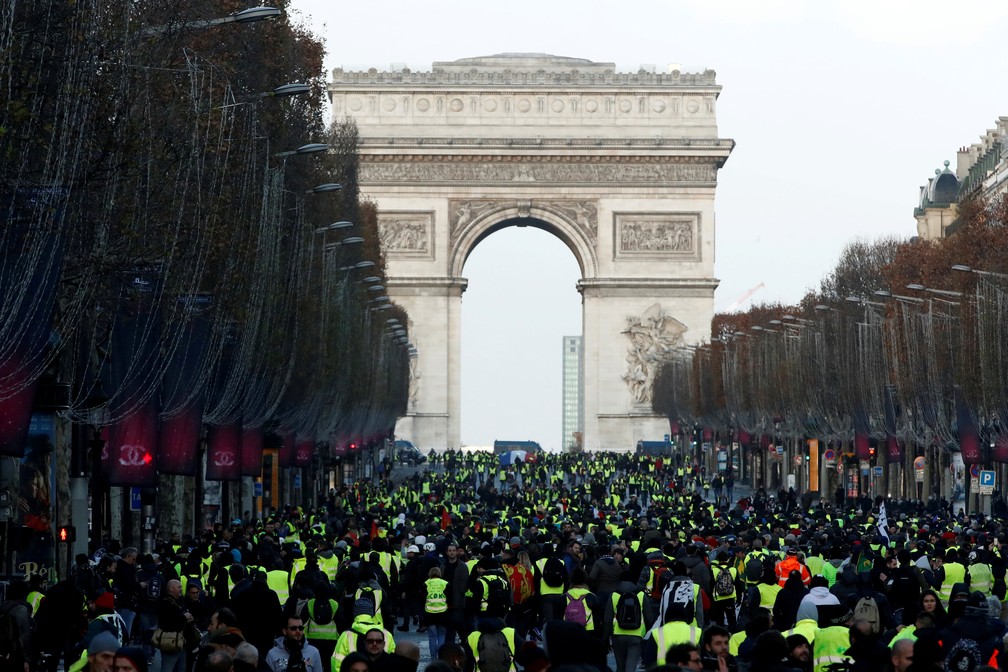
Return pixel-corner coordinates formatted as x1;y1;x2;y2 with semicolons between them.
460;223;582;451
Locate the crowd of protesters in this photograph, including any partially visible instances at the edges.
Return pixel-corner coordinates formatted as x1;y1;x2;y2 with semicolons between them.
2;449;1008;672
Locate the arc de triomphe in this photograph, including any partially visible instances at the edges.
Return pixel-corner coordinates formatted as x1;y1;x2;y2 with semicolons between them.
328;54;733;451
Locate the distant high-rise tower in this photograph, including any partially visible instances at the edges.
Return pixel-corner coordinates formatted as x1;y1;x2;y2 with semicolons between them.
562;336;584;451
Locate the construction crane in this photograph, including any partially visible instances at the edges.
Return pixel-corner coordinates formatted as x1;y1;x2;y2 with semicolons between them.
725;282;765;312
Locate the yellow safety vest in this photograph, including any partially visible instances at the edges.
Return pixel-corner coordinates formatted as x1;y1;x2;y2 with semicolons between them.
425;578;448;614
27;590;44;616
535;558;564;596
968;563;992;595
757;583;781;608
813;626;851;672
266;569;290;605
712;565;737;602
784;618;818;645
651;621;700;663
332;624;395;669
305;598;340;641
890;625;917;643
728;630;746;656
467;628;517;672
564;588;595;630
610;591;646;637
939;562;966;607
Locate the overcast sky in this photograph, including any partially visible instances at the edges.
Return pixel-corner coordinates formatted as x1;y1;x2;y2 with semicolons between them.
288;0;1008;450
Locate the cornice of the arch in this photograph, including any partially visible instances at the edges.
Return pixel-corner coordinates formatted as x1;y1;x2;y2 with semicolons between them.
448;198;598;278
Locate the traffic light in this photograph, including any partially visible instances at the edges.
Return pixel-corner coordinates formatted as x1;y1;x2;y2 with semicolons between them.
58;525;76;543
868;446;876;458
349;442;358;451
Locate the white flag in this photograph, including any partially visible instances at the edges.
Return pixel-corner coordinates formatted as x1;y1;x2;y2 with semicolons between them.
877;503;890;543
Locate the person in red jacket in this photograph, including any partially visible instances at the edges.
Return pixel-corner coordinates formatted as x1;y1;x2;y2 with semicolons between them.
774;548;811;587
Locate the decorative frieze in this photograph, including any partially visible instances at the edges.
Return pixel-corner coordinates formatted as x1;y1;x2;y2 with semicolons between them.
333;93;715;120
362;158;716;186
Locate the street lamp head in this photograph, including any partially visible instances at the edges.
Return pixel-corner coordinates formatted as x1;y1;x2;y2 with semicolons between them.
296;143;329;154
341;236;365;245
368;285;385;292
268;83;311;98
874;290;892;297
355;261;376;269
951;264;973;273
309;183;342;194
769;319;782;325
361;276;382;284
906;283;926;291
814;304;831;312
315;221;354;234
232;7;283;23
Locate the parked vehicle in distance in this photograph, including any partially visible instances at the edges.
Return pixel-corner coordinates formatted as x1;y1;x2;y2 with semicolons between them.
636;440;672;456
493;440;543;454
394;439;427;465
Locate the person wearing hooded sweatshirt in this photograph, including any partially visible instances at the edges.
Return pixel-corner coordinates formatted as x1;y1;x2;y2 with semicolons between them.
266;614;323;672
795;575;839;624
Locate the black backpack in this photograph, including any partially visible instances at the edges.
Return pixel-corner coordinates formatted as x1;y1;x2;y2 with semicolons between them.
311;598;335;626
476;630;513;672
615;591;643;630
484;576;513;616
542;558;566;588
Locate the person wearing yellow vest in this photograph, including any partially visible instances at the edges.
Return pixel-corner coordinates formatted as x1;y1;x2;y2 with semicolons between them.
266;567;291;606
968;555;993;596
562;568;598;633
535;549;568;624
745;561;782;621
812;605;852;672
304;586;341;665
708;551;738;630
647;620;700;665
423;567;450;658
332;614;396;669
934;549;966;608
609;586;646;672
67;630;120;672
467;621;517;672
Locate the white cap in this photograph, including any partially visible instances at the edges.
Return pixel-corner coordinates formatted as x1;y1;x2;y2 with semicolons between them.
407;545;420;554
424;542;436;552
415;535;426;545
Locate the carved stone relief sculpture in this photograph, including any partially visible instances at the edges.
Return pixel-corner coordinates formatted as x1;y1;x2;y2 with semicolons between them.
378;213;433;256
621;304;687;405
615;213;700;259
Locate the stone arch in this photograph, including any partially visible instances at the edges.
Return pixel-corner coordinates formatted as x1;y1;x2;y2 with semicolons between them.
449;202;598;279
